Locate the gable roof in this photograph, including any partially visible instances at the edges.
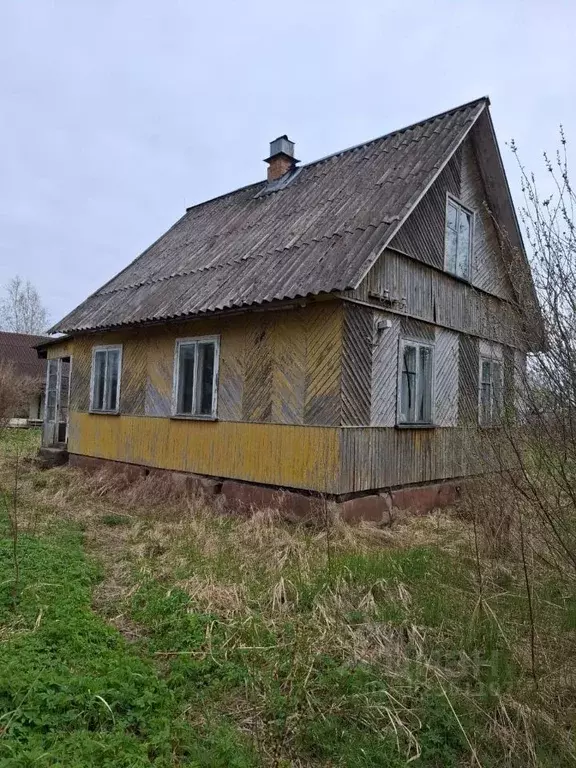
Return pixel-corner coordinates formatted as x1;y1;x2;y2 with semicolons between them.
52;97;499;334
0;331;50;380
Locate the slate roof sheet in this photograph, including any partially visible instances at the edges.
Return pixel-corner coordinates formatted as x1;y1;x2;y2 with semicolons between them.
52;98;487;333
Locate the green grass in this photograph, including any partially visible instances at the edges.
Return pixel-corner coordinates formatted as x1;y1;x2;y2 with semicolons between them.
0;427;41;459
0;453;574;765
0;513;258;767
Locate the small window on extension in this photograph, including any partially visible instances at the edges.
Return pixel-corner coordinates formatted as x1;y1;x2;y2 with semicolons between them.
90;345;122;413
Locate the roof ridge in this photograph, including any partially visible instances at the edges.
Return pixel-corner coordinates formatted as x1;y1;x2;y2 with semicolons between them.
301;96;489;170
183;96;488;215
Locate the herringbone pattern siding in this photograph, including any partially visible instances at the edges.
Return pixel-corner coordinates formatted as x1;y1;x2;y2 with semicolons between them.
145;336;173;417
304;304;342;426
121;337;146;415
342;304;372;426
272;310;306;424
69;337;92;412
458;334;479;425
435;329;459;426
219;322;245;421
243;317;273;423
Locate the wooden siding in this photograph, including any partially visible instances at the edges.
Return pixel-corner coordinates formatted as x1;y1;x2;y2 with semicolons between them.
69;336;91;413
460;140;515;301
352;248;523;345
371;312;400;426
46;340;73;359
389;152;462;270
458;334;479;426
67;302;344;427
304;303;343;426
400;316;435;342
243;317;273;422
435;328;459;427
387;135;515;303
69;413;342;494
503;345;515;413
341;304;372;426
340;426;496;493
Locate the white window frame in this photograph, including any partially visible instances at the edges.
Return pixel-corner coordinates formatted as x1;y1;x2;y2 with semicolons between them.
172;335;220;419
444;194;475;281
478;356;503;426
89;344;123;414
397;338;436;426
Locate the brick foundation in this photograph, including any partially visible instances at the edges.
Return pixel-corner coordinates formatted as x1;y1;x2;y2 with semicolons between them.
65;453;462;523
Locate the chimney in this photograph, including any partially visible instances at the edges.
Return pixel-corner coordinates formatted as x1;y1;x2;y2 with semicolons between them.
265;135;298;182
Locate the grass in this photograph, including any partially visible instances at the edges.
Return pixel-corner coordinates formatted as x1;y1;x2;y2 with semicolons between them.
0;428;575;766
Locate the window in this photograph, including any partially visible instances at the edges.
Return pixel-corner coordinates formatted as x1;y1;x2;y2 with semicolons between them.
479;357;503;426
445;197;473;280
173;337;219;418
398;340;434;424
90;345;122;413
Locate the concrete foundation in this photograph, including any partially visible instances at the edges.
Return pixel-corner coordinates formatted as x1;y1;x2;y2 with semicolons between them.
65;453;463;522
37;446;69;470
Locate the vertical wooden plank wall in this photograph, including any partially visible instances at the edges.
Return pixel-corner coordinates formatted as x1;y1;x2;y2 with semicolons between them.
371;311;400;426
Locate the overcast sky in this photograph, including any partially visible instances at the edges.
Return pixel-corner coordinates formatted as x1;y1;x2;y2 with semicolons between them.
1;0;574;327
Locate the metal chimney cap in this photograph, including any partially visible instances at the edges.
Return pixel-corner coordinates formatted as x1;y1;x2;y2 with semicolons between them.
265;135;298;161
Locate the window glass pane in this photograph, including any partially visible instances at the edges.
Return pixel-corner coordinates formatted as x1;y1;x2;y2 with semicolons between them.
46;390;57;422
417;346;432;422
48;360;58;391
106;350;120;411
447;202;458;231
177;344;196;414
93;350;106;411
492;361;503;422
445;226;458;273
401;345;417;422
481;360;491;384
197;342;215;415
456;210;471;278
480;382;491;424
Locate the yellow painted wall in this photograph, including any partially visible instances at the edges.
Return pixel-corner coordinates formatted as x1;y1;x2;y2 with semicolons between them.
46;340;72;359
60;301;346;493
69;413;342;493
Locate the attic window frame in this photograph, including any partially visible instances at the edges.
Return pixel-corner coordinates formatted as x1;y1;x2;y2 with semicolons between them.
172;335;220;420
89;344;122;415
444;194;475;282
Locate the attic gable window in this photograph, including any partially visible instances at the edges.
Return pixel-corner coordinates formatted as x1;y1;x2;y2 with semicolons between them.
90;345;122;413
445;197;473;280
397;340;434;425
173;336;219;418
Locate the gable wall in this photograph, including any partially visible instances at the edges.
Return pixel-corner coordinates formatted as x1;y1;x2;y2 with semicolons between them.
350;134;523;347
388;135;515;302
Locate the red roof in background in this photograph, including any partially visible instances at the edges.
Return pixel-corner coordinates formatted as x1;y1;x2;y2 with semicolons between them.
0;331;51;382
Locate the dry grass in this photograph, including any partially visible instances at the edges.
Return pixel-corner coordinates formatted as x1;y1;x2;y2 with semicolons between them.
1;446;575;766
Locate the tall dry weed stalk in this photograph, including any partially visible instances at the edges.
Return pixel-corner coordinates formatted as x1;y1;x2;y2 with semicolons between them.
464;131;576;691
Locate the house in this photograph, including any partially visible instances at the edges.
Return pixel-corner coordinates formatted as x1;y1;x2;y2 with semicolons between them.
37;97;542;517
0;331;51;425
